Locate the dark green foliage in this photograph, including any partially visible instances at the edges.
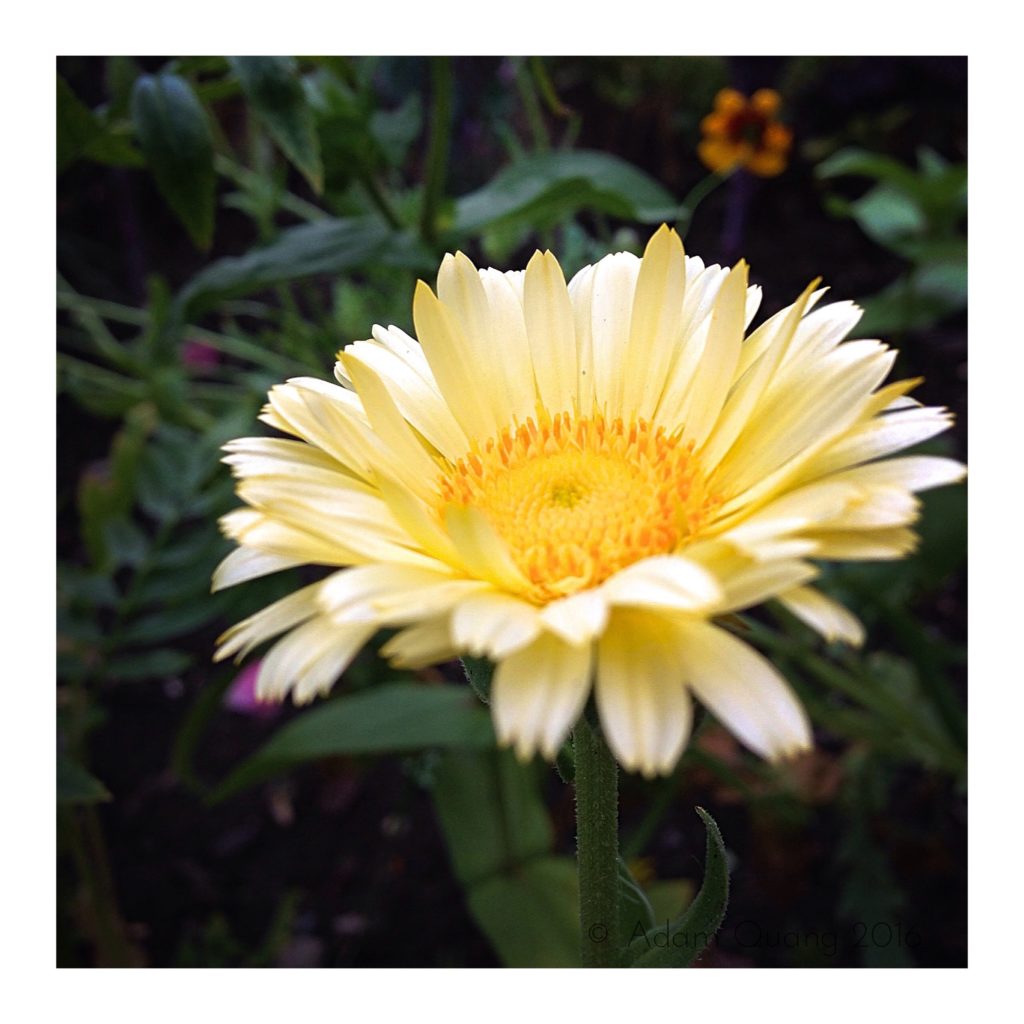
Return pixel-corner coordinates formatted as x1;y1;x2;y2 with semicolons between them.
130;74;217;248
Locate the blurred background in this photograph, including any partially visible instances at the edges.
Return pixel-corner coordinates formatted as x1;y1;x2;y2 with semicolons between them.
57;55;966;967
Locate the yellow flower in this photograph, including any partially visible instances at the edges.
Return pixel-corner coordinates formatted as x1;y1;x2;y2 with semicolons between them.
213;227;964;778
698;88;793;177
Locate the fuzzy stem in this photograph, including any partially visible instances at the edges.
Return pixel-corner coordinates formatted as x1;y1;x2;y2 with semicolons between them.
574;717;621;967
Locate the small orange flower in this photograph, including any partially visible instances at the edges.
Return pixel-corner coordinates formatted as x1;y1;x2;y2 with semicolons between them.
698;88;793;178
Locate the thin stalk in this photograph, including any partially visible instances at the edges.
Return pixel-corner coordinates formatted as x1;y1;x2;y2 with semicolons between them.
214;155;327;224
516;58;550;152
676;169;734;234
574;717;621;967
56;289;298;375
420;57;453;249
358;172;403;231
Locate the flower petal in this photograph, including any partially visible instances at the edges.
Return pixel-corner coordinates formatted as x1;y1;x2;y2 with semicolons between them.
622;224;687;420
492;633;593;760
676;620;811;761
451;591;543;659
779;586;865;646
596;610;693;777
523;250;578;416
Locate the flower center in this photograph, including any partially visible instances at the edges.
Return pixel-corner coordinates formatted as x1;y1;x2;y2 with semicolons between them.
437;413;721;601
727;109;768;147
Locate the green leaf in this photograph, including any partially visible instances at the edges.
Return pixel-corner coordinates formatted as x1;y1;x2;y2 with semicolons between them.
58;754;111;804
105;56;140;118
76;404;156;569
848;184;926;254
174;217;424;320
460;655;493;704
118;595;228;646
857;258;967;336
468;857;580;967
106;648;193;681
57;75;144;173
629;807;730;967
432;748;551;885
432;748;579;966
370;94;423;168
131;73;216;249
815;147;923;195
229;57;323;192
618;857;655;940
646;878;696;925
451;150;680;238
210;683;495;802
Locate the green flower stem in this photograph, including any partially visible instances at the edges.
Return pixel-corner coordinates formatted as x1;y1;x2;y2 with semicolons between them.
574;717;621;967
419;56;453;249
676;168;734;234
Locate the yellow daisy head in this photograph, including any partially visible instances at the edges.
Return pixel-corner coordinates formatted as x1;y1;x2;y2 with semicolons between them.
698;87;793;177
213;226;964;778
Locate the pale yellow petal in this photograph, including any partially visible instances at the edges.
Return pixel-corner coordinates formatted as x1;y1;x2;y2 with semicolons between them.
676;620;811;761
373;470;464;567
451;591;543;659
236;477;436;568
699;278;820;471
538;587;609;646
621;225;686;420
256;615;375;704
828;455;966;494
438;253;536;428
585;251;640;417
523;250;577;416
341;351;441;499
443;505;532;592
779;586;865;646
808;526;918;560
219;507;371;567
317;562;476;627
601;555;723;612
686;541;819;612
567;263;597;412
338;337;468;459
261;378;377;480
803;407;955;479
413;280;501;440
211;546;302;592
477;267;539;423
492;632;593;760
214;579;324;662
714;342;897;505
673;260;749;448
380;617;459;669
596;610;693;777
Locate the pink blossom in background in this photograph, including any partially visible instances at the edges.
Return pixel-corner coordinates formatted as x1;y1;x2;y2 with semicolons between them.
223;661;280;719
181;339;221;371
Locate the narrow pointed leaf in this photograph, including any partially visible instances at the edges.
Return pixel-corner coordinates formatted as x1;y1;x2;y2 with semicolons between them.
130;73;216;248
208;683;495;802
229;57;323;192
629;807;729;967
58;754;111;805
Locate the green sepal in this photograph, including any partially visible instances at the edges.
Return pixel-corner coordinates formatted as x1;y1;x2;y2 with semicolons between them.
628;807;729;967
554;738;575;784
461;655;493;704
